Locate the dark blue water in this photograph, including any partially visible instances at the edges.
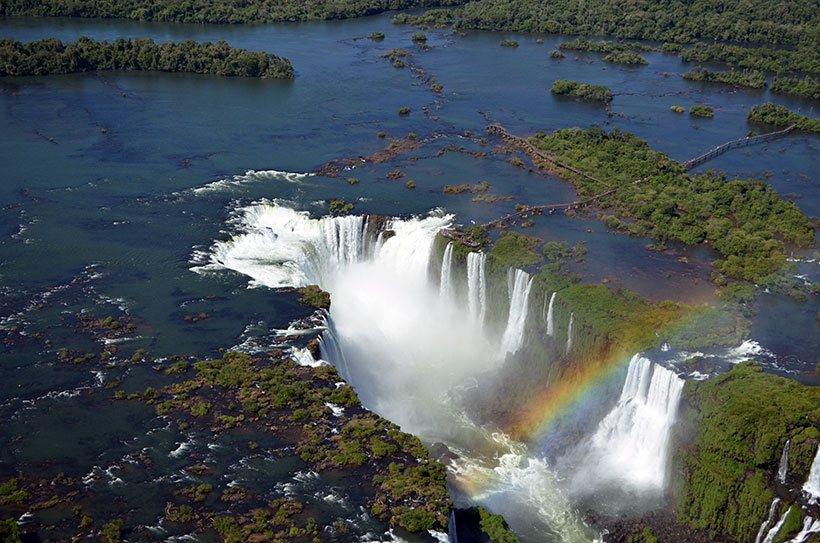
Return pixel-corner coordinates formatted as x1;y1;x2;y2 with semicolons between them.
0;13;817;542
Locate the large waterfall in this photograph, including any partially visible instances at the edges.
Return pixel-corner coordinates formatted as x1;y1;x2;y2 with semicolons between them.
499;269;533;357
197;202;607;542
803;445;820;505
568;354;684;500
440;242;455;301
466;251;487;327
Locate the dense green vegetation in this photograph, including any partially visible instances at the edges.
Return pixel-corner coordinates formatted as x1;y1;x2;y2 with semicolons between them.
770;75;820;100
559;38;651;54
297;285;331;310
558;39;648;64
689;105;714;118
673;362;820;541
0;37;294;78
602;50;647;65
550;79;612;104
1;0;464;24
683;68;766;89
528;127;814;283
391;8;459;28
478;507;521;543
451;0;817;47
748;103;820;132
680;43;819;75
0;518;21;543
124;349;453;534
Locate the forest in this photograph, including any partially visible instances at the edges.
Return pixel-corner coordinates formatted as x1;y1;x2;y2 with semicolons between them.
0;0;463;24
454;0;817;47
682;68;766;89
770;76;820;100
747;103;820;133
0;37;294;78
528;127;814;283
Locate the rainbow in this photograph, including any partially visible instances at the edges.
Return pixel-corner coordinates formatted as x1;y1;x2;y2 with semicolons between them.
503;306;706;445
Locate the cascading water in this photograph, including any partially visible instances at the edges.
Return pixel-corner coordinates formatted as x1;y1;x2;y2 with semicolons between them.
755;498;781;543
199;202;600;542
499;269;533;357
789;517;820;543
566;354;684;505
763;509;791;543
439;242;455;301
565;312;575;355
778;440;790;484
196;203;369;288
802;445;820;505
546;292;556;337
466;252;486;327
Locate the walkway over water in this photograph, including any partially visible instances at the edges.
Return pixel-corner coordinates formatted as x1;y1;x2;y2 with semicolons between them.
682;124;797;170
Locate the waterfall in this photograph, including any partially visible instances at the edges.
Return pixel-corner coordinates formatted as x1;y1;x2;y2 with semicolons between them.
778;440;790;484
789;517;820;543
499;269;533;357
439;242;455;300
565;313;575;355
466;252;487;327
200;204;371;288
802;445;820;505
763;508;791;543
506;268;515;300
318;312;351;381
546;292;556;337
755;498;781;543
572;354;685;492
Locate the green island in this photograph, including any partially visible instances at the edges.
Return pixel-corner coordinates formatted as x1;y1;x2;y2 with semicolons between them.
522;127;813;284
550;79;612;104
748;103;820;132
682;67;766;89
0;0;464;24
689;104;714;118
0;37;294;78
558;39;649;65
771;75;820;100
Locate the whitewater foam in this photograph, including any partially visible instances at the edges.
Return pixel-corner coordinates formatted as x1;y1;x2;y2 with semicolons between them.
569;354;684;498
189;169;314;195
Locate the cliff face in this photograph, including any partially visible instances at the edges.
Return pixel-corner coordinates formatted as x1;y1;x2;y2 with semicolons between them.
672;362;820;542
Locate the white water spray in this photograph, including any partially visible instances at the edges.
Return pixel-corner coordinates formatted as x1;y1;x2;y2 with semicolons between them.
440;242;455;301
546;292;556;337
789;517;820;543
499;270;533;357
802;445;820;505
565;312;574;355
199;202;597;542
568;354;684;498
466;252;487;327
